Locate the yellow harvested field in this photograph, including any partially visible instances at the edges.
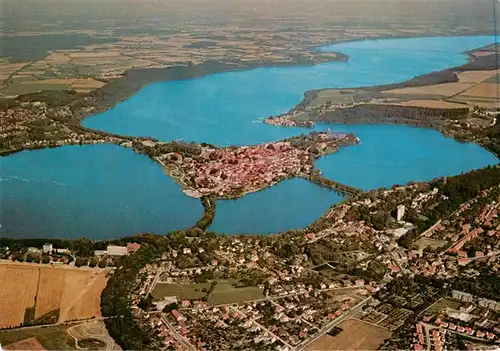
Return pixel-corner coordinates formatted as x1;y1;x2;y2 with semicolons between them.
307;319;391;351
71;79;106;89
62;272;108;321
0;265;39;328
34;269;65;319
33;78;78;85
383;83;474;97
0;62;30;74
474;51;494;57
0;262;108;328
457;83;499;98
45;55;71;65
457;70;499;84
390;99;467;109
0;63;31;83
68;51;123;58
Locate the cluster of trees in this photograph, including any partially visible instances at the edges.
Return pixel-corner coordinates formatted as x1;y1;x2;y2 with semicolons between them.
379;274;448;313
451;266;500;301
17;90;79;107
321;104;469;124
427;165;500;219
101;236;172;350
192;196;216;231
133;140;203;158
308;170;361;196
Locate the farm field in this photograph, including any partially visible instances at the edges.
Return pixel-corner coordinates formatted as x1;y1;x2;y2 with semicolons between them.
0;82;71;97
383;83;475;97
450;82;500;107
3;337;47;350
0;325;74;350
307;319;391;350
389;99;467;109
457;70;498;83
0;262;109;328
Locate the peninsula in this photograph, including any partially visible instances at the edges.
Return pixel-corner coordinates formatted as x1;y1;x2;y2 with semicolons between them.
263;43;500;158
131;131;360;199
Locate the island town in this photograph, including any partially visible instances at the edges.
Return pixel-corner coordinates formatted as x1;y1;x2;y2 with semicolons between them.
131;131;359;199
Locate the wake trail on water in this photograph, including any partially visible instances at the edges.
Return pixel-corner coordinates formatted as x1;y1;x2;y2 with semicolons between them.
0;175;69;187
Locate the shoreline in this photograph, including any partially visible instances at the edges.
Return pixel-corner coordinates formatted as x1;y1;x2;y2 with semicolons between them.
1;34;499;240
76;30;492;123
2;32;496;159
146;132;360;201
262;41;500;159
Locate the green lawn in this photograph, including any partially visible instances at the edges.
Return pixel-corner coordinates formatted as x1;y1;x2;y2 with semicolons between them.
208;281;263;305
426;298;463;314
151;280;264;304
151;283;211;301
0;325;76;350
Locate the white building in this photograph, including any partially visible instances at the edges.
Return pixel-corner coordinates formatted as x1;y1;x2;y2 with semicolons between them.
397;205;406;221
106;245;128;256
452;290;474;303
94;250;107;256
42;243;53;253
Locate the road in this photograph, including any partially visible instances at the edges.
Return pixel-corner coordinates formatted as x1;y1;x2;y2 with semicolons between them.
375;236;411;275
297;296;372;351
160;314;197;351
67;320;119;351
146;270;161;297
421;322;436;351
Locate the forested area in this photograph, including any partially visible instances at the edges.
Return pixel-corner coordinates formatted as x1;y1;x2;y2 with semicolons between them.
321;104;469;123
100;236;171;350
427;165;500;219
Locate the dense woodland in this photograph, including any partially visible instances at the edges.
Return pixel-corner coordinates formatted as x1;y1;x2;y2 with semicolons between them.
320;104;469;124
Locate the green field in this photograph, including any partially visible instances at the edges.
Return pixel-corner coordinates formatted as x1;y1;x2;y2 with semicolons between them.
0;324;76;350
0;82;71;97
152;280;264;304
208;281;264;305
426;298;464;314
151;283;211;301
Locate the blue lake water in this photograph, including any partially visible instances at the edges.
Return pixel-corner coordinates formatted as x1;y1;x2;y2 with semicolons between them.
85;35;496;145
2;36;499;238
0;145;203;239
209;178;344;235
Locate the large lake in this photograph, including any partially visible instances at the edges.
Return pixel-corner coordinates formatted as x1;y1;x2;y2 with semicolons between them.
2;36;499;238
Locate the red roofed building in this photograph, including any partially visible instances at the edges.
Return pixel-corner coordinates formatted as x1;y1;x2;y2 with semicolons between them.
458;258;471;266
171;309;184;321
127;242;141;254
389;265;401;273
